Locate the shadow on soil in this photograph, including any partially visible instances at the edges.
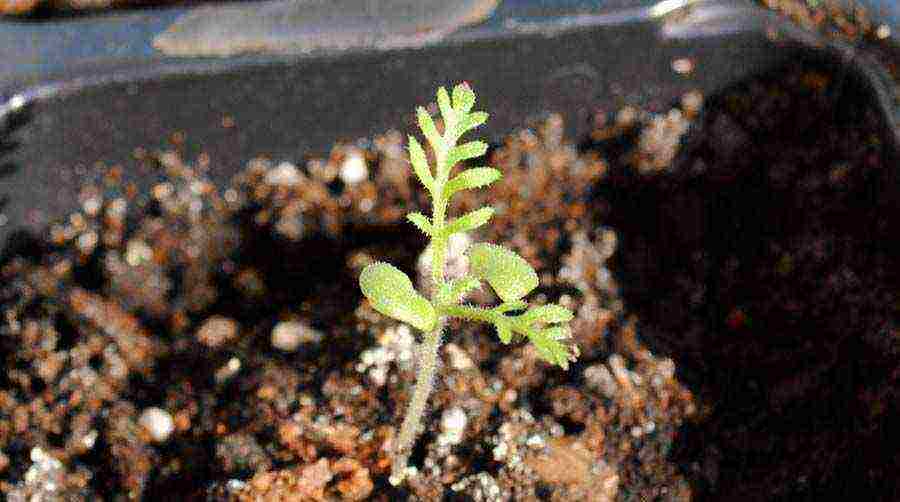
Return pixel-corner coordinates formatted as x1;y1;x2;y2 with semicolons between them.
596;58;900;501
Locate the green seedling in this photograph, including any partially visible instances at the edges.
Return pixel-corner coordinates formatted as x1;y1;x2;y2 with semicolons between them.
359;83;579;485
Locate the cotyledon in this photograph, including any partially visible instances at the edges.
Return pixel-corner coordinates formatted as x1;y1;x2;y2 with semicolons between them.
153;0;501;57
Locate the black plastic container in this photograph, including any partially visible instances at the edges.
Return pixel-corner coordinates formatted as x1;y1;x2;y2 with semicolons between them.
3;0;896;251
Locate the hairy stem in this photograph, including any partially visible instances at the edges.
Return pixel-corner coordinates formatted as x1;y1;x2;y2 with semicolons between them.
390;319;444;485
442;304;495;324
430;146;449;287
390;98;461;484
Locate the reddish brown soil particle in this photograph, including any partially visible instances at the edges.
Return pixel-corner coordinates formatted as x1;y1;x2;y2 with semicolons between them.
67;288;158;374
195;316;240;349
237;456;374;502
525;437;618;502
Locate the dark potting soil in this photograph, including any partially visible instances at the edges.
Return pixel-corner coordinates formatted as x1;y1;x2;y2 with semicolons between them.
0;58;897;501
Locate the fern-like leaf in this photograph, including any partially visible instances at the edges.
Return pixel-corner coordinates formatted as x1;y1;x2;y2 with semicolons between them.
444;167;501;198
446;141;488;167
443;207;494;236
457;111;488;137
493;300;528;313
518;304;574;326
407;212;432;236
437;86;454;128
416;106;441;149
407;136;434;191
528;326;577;369
452;83;476;114
495;320;513;344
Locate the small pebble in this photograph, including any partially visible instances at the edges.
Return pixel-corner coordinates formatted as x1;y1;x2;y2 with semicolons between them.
584;363;618;397
264;162;302;186
196;316;239;349
271;321;323;352
439;407;468;446
82;430;99;450
226;479;247;493
339;150;368;184
526;434;545;449
215;357;242;383
125;239;153;266
445;343;474;370
76;231;98;254
139;407;175;443
671;57;694;75
492;442;508;461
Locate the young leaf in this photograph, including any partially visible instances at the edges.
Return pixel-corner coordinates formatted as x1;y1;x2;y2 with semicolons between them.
437;86;454;127
407;136;433;191
518;304;574;326
456;111;488;137
444;167;501;198
452;83;476;114
447;276;481;302
443;207;494;236
435;282;454;306
359;262;437;332
495;320;513;344
416;106;441;149
446;141;488;167
436;276;481;306
528;326;577;369
468;243;539;303
493;300;528;314
407;212;432;236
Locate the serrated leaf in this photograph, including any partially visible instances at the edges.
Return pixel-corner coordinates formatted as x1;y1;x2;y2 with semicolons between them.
518;304;574;326
444;167;501;198
437;87;454;127
493;300;528;314
359;262;436;332
448;276;481;302
406;212;432;236
528;326;577;369
495;321;513;344
444;207;494;236
542;326;571;340
407;136;434;191
435;282;454;306
457;111;488;137
468;243;539;303
446;141;488;167
416;106;441;149
452;83;476;114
